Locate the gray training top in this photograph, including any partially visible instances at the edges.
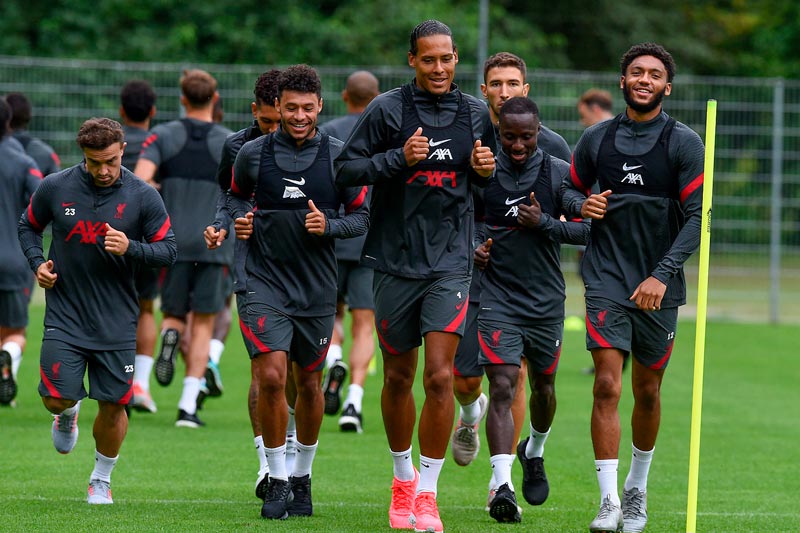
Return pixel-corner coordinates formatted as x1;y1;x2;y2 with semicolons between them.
563;111;705;308
0;137;42;290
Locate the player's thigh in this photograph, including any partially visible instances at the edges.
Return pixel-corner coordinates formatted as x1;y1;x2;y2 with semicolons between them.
477;318;524;368
189;262;226;314
344;264;375;311
454;301;484;378
522;321;563;375
160;261;194;318
86;348;135;404
38;339;88;401
242;302;293;356
630;307;678;370
235;292;262;360
372;271;425;354
0;287;31;329
585;296;633;354
289;314;335;373
420;273;471;336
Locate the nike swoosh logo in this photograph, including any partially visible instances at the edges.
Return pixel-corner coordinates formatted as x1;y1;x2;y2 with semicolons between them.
622;163;643;171
282;177;306;186
428;138;451;147
62;202;76;207
505;196;526;205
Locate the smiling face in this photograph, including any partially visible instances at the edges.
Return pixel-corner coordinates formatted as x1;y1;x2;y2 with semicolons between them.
276;90;323;146
408;34;458;96
621;54;671;121
500;112;540;166
83;142;125;187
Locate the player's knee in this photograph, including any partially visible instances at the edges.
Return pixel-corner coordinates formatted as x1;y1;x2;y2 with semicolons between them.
592;374;622;404
422;366;452;397
41;396;77;414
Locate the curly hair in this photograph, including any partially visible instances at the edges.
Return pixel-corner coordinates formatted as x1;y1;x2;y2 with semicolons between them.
277;65;321;99
121;80;156;122
76;118;124;150
254;69;281;106
620;43;676;82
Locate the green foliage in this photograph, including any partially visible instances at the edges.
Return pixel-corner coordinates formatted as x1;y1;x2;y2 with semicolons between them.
3;0;798;77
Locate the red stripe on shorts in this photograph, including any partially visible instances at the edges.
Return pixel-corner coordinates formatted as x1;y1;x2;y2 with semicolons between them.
239;317;271;354
477;331;504;365
40;366;61;398
585;314;612;348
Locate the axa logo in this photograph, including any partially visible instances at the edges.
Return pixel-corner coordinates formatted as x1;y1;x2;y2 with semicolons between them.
621;172;644;185
505;205;519;217
114;203;127;219
406;170;457;188
65;220;107;244
428;148;452;161
283;186;306;199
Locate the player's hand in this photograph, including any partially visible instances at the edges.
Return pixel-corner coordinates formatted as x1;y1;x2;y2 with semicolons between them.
403;126;429;167
204;226;227;249
471;140;495;177
630;276;667;311
474;238;493;270
104;223;129;255
517;192;542;228
234;212;254;240
305;199;326;235
36;260;57;289
580;189;612;219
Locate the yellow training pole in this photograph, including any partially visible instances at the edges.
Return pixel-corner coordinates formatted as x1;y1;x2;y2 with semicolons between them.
686;99;717;533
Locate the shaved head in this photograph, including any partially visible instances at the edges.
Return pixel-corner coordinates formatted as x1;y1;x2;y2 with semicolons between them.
345;70;379;108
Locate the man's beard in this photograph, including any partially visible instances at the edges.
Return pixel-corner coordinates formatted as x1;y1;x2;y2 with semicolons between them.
622;83;667;114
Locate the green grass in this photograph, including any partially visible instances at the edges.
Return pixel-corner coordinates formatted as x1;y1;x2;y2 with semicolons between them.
1;304;798;532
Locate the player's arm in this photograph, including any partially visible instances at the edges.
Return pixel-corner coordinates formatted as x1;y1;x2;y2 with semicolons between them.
335;95;407;187
18;179;55;282
523;158;591;245
209;135;236;242
651;125;706;283
122;186;177;267
226;139;260;221
467;102;495;186
327;184;370;239
561;126;605;218
133;131;161;187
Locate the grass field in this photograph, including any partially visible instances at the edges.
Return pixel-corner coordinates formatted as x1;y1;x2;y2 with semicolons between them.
1;304;798;532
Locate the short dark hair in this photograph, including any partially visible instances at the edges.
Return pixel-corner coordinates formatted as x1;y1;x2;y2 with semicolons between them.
409;20;455;56
483;52;527;83
120;80;156;122
254;69;281;106
499;97;539;123
277;65;322;99
77;118;125;150
5;92;32;129
180;69;217;107
620;42;676;83
579;88;613;111
0;97;11;137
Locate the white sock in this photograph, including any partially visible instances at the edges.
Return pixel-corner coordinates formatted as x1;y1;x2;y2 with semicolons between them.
255;435;268;472
391;447;415;481
265;444;288;481
526;424;551;458
178;377;201;414
417;455;445;495
344;384;364;412
287;406;296;434
326;344;342;369
90;450;118;483
208;339;224;366
488;471;497;492
293;440;318;478
459;396;483;425
61;401;80;417
490;454;515;490
595;459;620;506
624;445;654;492
2;341;22;379
133;355;153;391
